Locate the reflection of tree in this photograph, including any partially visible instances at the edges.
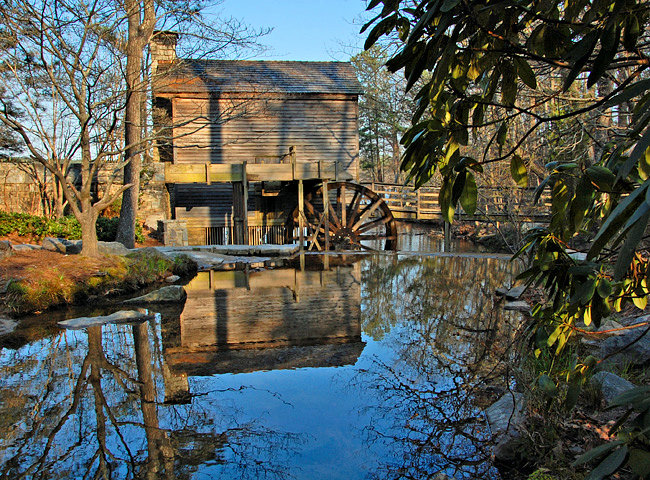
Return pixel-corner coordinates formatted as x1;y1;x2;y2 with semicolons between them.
358;254;520;479
0;320;296;480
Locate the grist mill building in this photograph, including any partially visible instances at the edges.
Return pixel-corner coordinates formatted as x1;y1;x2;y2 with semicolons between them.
152;32;397;249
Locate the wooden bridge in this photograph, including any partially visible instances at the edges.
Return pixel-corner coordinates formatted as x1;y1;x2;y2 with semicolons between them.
366;182;552;223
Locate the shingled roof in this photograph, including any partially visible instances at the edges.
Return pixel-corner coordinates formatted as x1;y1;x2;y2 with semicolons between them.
155;60;363;95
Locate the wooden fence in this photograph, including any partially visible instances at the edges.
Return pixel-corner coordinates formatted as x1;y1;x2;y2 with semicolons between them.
365;182;552;222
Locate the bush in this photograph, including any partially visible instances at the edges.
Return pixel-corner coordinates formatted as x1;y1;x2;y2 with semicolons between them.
0;210;144;243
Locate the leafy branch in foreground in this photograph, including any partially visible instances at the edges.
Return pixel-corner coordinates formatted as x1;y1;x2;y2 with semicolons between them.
363;0;650;477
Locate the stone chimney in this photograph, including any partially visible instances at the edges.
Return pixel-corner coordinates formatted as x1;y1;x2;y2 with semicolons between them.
151;31;178;71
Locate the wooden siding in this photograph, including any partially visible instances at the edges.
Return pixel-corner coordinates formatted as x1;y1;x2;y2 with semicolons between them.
170;95;359;180
174;265;361;350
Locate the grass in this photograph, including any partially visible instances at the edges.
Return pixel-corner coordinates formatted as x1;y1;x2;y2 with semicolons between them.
3;251;197;314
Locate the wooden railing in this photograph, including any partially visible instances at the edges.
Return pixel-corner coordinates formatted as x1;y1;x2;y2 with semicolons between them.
365;182;552;222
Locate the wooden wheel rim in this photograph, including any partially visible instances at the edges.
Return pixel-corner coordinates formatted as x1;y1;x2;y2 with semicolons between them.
287;181;397;251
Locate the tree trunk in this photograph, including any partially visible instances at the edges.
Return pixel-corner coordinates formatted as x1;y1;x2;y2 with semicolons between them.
116;0;155;248
80;207;99;257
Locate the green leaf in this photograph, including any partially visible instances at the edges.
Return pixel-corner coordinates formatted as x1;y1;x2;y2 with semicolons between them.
440;0;462;13
623;14;640;52
597;278;613;298
585;165;616;191
513;56;537;89
460;171;478;215
452;170;466;205
609;386;650;408
538;374;558;397
511;155;528;187
621;127;650;180
588;181;650;259
588;26;620;88
497;121;508;146
439;176;455;223
629;448;650;477
614;206;650;280
638;146;650;180
632;293;647;310
573;278;597;305
573;441;625;466
586;446;628;480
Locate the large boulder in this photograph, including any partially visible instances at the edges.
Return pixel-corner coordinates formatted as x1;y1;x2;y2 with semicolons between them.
0;317;17;335
98;241;131;256
58;310;153;330
590;371;635;405
42;237;82;254
124;285;186;304
485;392;527;463
0;240;13;260
597;327;650;368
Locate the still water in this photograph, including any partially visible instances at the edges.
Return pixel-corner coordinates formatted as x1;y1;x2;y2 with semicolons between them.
0;249;520;479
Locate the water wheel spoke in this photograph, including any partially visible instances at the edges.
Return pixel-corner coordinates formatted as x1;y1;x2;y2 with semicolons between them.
346;190;362;228
340;184;347;227
327;201;342;230
289;181;397;251
349;238;380;252
355;215;393;235
357;234;397;241
352;199;384;231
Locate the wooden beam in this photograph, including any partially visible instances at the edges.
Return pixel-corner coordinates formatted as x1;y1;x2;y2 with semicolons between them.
322;180;330;252
298;179;305;250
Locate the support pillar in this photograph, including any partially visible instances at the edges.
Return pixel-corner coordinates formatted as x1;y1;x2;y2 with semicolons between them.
298;179;305;249
322;179;330;252
232;162;249;245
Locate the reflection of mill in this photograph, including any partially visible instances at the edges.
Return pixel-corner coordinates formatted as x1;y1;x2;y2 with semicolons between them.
162;259;364;388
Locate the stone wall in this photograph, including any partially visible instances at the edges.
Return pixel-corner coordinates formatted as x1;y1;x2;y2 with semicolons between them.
0;160;168;228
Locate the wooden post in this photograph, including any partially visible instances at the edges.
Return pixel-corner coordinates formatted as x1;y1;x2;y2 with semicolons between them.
298;179;305;249
232;162;249;245
205;162;211;185
444;221;451;252
322;179;330;252
289;145;296;179
417;188;421;220
242;161;249;245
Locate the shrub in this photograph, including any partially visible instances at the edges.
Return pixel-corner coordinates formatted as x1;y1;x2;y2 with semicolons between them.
0;210;144;243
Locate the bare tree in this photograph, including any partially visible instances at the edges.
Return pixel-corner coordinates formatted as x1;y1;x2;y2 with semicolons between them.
0;0;130;256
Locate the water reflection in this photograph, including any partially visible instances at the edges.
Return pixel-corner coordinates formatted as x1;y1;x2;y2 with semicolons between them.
0;253;520;479
164;258;364;377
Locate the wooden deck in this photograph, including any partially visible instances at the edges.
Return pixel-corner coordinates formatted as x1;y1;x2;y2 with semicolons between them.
164;159;353;184
367;182;552;222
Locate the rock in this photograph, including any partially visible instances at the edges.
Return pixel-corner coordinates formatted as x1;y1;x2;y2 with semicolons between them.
165;275;181;283
503;300;531;312
12;243;40;252
42;237;81;254
485;392;526;463
432;474;455;480
58;310;153;330
0;240;13;260
129;247;173;262
597;328;650;367
495;287;509;297
505;285;526;300
98;241;131;256
589;371;635;405
124;285;186;304
0;317;17;335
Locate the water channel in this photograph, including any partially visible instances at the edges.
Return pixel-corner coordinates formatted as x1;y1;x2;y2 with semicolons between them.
0;231;522;479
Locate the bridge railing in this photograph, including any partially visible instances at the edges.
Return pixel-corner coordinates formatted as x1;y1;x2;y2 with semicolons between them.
364;182;552;222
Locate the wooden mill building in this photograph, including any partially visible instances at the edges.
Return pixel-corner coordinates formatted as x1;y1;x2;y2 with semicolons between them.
152;32;397;249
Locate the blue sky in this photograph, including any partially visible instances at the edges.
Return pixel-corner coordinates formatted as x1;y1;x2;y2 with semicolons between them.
216;0;371;61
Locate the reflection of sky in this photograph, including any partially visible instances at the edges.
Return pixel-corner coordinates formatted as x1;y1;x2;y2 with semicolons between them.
0;252;518;480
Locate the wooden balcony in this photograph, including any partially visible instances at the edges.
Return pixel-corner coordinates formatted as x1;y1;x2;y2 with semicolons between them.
164;160;352;184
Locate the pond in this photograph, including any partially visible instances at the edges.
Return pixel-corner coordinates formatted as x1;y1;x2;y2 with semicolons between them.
0;245;522;479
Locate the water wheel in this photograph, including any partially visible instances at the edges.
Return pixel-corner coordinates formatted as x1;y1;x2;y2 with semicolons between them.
287;181;397;251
